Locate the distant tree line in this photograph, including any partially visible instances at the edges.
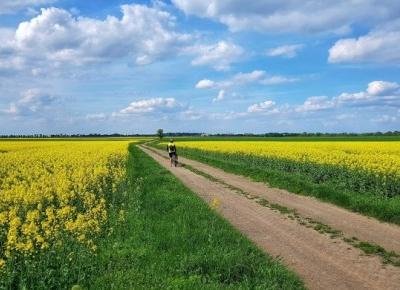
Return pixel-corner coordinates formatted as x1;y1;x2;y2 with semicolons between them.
0;131;399;138
0;133;153;138
212;131;400;137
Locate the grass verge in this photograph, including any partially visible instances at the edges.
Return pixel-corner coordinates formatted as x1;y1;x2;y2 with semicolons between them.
151;145;400;225
86;144;304;289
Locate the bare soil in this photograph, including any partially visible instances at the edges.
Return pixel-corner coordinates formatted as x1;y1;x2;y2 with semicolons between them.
140;145;400;290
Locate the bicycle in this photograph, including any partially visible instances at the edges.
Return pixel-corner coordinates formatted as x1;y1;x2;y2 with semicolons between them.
170;152;178;167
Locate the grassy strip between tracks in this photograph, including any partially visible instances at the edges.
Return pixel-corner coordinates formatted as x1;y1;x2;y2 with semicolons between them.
86;144;304;289
151;144;400;225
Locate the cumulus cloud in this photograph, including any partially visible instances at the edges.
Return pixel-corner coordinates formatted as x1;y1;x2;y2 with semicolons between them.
335;82;400;107
296;80;400;112
266;44;304;58
141;80;400;127
367;81;400;96
117;97;183;115
195;79;215;89
183;80;400;125
0;4;191;72
181;98;279;121
328;21;400;64
295;96;335;112
212;90;225;102
2;89;57;116
172;0;400;34
231;70;266;84
224;70;298;86
0;0;55;14
184;41;244;71
247;100;277;113
195;70;297;89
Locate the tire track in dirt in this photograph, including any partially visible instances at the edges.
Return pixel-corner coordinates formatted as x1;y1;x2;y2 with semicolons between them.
143;145;400;254
139;145;400;290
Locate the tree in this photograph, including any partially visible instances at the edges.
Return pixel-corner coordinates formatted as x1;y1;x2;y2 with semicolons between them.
157;129;164;139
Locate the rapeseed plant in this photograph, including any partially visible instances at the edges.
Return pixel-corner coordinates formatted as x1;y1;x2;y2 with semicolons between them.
0;141;129;271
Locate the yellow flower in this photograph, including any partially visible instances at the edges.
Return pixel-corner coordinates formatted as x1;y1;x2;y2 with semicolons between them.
0;139;141;263
210;198;221;210
176;141;400;179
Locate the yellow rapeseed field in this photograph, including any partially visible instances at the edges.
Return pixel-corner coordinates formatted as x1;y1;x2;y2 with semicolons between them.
176;141;400;179
0;140;132;269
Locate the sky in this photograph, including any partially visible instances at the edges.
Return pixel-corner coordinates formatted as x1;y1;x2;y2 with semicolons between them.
0;0;399;134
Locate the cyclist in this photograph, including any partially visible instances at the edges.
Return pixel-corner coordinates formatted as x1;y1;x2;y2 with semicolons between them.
167;139;178;167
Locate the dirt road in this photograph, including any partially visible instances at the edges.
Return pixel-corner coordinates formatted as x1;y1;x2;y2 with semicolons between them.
139;145;400;290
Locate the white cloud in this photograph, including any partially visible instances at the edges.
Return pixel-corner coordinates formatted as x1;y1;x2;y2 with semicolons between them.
224;70;298;86
172;0;400;34
195;79;215;89
2;89;57;116
296;80;400;112
182;79;399;127
209;111;248;120
328;21;400;64
185;41;244;71
295;96;335;112
231;70;265;84
266;44;304;58
195;70;297;89
83;80;399;130
0;0;55;14
180;109;203;120
335;88;400;107
118;97;183;115
367;81;400;96
248;100;277;113
212;90;225;102
0;4;191;72
260;76;298;85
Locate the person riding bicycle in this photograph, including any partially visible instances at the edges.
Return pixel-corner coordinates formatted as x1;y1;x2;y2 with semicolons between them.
167;139;178;166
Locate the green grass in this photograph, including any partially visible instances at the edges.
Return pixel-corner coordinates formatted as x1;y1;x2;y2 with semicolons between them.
154;145;400;225
352;242;400;266
86;144;304;289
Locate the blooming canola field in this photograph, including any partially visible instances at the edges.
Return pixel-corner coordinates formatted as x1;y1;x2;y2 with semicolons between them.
0;140;131;274
176;141;400;197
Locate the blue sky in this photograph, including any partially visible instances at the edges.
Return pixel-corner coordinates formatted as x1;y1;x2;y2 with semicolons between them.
0;0;399;134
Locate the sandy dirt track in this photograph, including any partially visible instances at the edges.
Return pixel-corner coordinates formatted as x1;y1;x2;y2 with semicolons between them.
139;145;400;290
145;145;400;253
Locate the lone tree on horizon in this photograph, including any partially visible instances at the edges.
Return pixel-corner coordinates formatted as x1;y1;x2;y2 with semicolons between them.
157;129;164;139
